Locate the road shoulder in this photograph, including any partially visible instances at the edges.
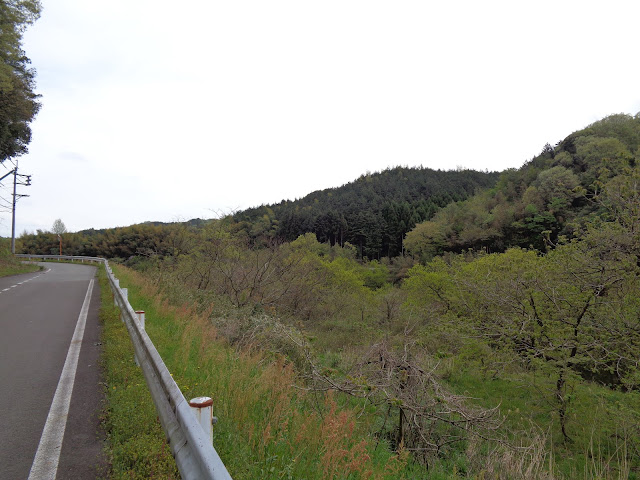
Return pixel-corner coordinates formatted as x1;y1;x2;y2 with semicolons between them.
56;270;109;479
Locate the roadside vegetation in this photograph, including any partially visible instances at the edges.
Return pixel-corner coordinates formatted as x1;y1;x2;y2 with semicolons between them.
106;215;639;478
102;263;419;479
0;238;39;276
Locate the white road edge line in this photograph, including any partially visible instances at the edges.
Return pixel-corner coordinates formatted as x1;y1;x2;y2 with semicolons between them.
27;278;95;480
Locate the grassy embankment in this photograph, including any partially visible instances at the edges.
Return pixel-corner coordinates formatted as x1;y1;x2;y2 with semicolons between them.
99;263;418;480
0;238;39;277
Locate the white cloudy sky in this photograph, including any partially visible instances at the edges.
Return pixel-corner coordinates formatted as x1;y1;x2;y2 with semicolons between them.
1;0;639;236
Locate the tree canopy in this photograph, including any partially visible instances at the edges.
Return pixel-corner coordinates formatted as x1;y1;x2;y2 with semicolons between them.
51;218;67;235
0;0;41;162
404;113;640;259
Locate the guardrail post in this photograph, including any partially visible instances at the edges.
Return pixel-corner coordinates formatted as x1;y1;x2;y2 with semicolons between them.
189;397;214;445
120;288;128;322
134;310;146;367
135;310;145;329
108;269;118;306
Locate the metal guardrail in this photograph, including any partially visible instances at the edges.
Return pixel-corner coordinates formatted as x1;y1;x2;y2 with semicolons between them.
16;254;233;480
16;254;105;263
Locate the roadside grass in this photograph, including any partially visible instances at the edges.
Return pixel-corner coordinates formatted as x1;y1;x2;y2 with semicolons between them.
108;263;423;480
0;239;40;277
0;258;39;276
98;266;179;479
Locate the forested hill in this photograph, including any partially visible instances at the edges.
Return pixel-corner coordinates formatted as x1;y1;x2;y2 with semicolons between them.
19;113;639;262
234;166;500;258
404;113;640;258
17;168;496;259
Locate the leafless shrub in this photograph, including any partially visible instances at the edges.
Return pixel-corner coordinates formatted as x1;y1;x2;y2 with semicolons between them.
299;338;505;467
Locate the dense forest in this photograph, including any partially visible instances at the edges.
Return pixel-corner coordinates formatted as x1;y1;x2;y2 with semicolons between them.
234;167;500;258
16;112;640;478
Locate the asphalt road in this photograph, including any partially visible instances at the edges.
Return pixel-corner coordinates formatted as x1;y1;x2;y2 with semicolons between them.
0;262;107;479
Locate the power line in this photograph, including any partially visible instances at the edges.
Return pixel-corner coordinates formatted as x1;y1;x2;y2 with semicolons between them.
1;157;15;169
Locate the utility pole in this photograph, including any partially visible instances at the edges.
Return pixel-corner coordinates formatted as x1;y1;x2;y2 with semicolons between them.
10;158;32;254
11;162;17;253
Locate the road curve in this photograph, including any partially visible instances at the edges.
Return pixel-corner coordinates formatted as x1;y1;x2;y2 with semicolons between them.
0;262;107;479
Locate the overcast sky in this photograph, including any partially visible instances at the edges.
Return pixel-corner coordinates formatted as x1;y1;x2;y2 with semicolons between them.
1;0;639;236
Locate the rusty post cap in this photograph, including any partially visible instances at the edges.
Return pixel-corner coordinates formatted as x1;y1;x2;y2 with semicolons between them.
189;396;213;408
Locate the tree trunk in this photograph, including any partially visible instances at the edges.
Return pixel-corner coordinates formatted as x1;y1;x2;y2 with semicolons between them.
556;371;572;443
